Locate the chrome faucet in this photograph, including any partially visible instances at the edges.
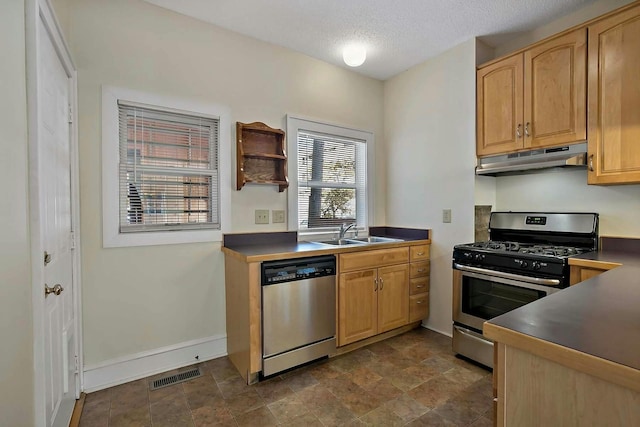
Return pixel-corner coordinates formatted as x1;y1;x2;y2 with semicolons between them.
339;222;357;239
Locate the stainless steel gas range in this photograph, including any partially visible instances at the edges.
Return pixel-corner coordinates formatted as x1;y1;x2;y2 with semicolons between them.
452;212;599;368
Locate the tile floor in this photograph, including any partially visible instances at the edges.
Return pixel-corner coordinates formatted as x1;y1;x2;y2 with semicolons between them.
79;328;494;426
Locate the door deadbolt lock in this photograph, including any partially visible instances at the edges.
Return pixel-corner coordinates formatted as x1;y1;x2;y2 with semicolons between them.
44;251;52;266
45;284;64;297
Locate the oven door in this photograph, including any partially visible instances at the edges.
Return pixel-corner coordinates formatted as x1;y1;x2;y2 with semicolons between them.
453;264;560;332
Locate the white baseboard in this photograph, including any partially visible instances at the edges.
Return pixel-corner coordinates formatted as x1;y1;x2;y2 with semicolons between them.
83;334;226;393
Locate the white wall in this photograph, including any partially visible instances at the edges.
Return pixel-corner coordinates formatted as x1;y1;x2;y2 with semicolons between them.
63;0;384;368
496;169;640;237
384;39;477;336
0;0;34;424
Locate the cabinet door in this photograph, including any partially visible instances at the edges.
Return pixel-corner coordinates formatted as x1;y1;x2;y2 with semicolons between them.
588;4;640;184
524;29;586;149
338;269;377;345
377;264;409;333
477;54;524;156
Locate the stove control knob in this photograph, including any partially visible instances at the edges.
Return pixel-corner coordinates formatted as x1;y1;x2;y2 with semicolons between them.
532;261;541;270
520;261;528;268
474;254;485;261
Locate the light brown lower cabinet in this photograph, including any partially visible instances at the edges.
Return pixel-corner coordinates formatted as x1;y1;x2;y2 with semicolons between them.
408;263;430;322
338;264;409;346
569;265;608;285
338;244;431;346
494;342;640;426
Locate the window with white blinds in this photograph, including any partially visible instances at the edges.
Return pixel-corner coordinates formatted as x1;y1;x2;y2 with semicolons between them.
118;102;220;232
287;116;373;234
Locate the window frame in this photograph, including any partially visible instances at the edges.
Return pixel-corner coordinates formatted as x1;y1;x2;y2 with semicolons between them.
286;115;375;239
102;86;230;248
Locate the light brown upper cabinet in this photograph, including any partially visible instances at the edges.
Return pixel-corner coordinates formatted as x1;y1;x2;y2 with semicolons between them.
477;29;587;157
587;4;640;185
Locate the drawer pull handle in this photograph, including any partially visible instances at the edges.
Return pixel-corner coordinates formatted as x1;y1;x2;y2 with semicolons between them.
416;252;424;256
416;285;424;288
416;300;424;304
417;269;425;273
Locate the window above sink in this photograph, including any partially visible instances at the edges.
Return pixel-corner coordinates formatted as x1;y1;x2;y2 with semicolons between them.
286;115;375;241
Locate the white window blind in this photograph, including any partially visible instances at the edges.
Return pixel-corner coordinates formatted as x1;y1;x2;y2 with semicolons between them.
296;130;367;230
118;101;220;232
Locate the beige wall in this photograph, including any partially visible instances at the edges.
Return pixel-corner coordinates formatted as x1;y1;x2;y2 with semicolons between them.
64;0;384;366
384;39;477;335
0;0;34;424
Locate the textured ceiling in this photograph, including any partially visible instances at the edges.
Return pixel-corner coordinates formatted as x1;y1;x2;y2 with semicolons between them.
144;0;599;80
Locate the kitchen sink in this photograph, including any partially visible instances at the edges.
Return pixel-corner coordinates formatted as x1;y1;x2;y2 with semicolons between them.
315;236;404;246
347;236;404;244
316;239;364;246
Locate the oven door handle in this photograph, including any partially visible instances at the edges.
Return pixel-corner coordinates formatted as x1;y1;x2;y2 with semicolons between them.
454;263;561;286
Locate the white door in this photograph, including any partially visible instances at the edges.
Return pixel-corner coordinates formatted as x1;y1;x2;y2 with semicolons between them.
38;14;77;427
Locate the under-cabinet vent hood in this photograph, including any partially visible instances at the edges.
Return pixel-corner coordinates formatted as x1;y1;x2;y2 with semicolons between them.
476;142;588;176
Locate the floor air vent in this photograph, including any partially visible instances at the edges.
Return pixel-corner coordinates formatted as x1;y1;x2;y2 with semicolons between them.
149;367;203;390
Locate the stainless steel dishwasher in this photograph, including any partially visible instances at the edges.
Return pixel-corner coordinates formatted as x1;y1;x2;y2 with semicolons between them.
261;255;336;377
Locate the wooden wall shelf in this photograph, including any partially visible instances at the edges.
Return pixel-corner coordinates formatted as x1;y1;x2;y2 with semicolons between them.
236;122;289;192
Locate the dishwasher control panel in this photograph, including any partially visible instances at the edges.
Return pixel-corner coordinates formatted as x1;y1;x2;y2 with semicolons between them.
262;255;336;285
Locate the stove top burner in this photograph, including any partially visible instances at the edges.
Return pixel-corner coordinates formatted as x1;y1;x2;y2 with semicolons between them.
460;241;590;258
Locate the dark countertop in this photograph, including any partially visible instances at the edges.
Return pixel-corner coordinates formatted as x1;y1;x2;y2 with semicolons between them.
485;248;640;371
222;228;431;262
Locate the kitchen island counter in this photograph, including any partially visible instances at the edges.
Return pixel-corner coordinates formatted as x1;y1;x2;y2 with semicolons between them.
484;246;640;426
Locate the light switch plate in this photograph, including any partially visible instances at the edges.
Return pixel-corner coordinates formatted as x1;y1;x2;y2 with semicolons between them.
443;209;452;223
272;210;285;223
255;209;269;224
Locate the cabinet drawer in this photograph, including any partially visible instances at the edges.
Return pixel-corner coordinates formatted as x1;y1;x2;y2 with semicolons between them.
410;277;430;295
410;245;430;261
409;293;429;322
339;247;409;272
410;261;430;278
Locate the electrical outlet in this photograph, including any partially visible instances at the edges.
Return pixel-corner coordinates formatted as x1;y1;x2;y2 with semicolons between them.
272;210;285;223
443;209;452;223
255;209;269;224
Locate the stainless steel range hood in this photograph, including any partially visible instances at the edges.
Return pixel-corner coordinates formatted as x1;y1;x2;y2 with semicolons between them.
476;142;587;176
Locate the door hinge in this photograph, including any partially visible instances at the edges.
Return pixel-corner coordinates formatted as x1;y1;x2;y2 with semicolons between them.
74;355;79;374
70;231;76;250
68;104;73;124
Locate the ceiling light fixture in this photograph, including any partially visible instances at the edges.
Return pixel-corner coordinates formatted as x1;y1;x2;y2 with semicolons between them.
342;44;367;67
